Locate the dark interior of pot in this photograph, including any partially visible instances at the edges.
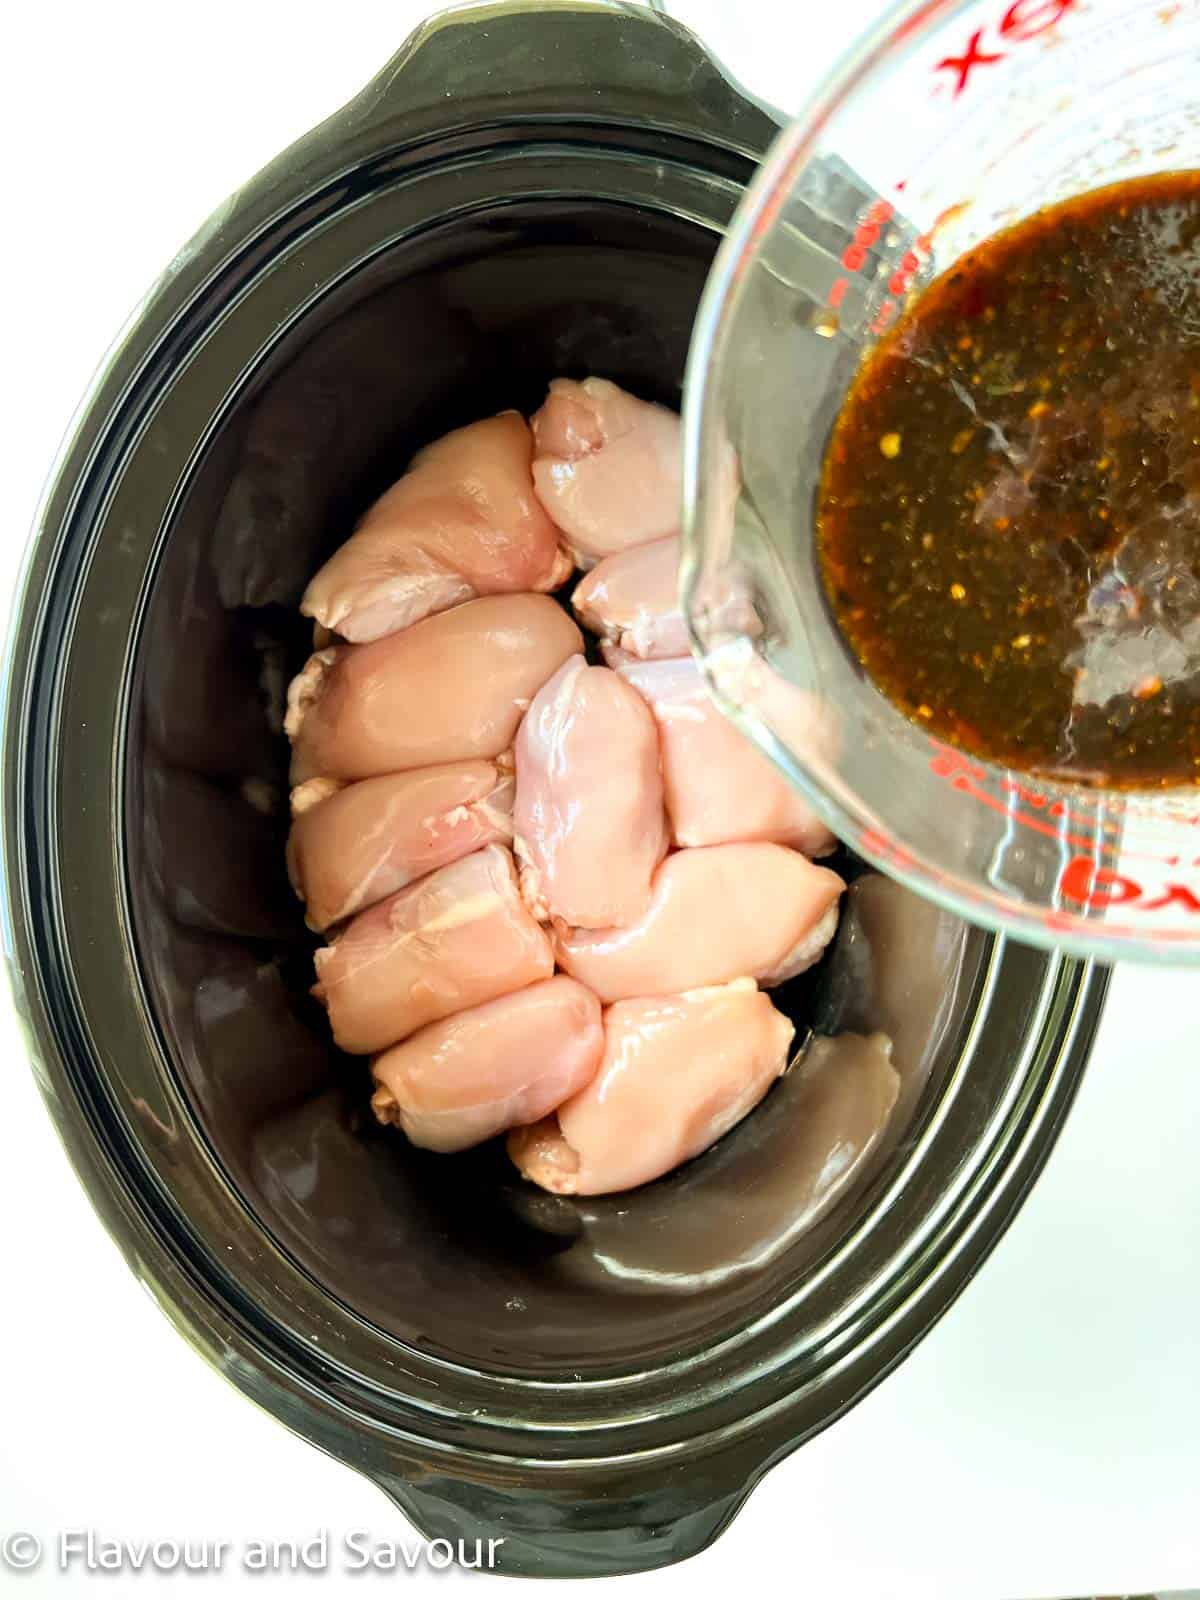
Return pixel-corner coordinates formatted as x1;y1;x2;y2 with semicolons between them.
126;197;989;1375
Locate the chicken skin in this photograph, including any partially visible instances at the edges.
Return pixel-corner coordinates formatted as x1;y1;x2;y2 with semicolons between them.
370;976;603;1153
286;593;581;783
287;759;514;931
530;378;682;564
555;842;843;1002
300;413;571;644
507;980;794;1194
312;845;553;1055
514;655;667;928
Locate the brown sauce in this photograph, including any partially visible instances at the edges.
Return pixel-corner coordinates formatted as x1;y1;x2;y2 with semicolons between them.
817;171;1200;787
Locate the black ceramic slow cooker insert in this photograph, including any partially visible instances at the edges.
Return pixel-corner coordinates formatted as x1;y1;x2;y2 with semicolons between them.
1;0;1107;1578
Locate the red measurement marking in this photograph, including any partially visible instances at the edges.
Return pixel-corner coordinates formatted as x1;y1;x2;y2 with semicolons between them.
841;203;897;273
1145;883;1200;913
824;176;943;331
930;748;988;784
928;748;1200;911
934;0;1076;96
1060;859;1140;908
1061;857;1200;914
936;29;1005;96
928;748;1119;854
1001;776;1051;808
1000;0;1076;41
887;237;934;299
861;826;916;870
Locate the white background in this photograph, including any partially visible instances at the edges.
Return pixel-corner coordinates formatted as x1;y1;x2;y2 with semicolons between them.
1;2;1198;1595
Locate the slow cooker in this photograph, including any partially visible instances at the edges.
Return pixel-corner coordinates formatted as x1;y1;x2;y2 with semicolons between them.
1;0;1106;1576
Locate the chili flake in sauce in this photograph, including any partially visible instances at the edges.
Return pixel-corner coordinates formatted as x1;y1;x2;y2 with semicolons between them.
817;171;1200;788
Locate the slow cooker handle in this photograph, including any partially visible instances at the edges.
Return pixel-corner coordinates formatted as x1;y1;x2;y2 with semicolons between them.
336;0;783;162
372;1458;754;1579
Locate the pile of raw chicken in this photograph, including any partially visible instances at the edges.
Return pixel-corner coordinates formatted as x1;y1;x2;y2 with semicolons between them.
284;379;844;1196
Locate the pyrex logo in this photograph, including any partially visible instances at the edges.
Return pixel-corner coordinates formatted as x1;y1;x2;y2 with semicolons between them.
923;748;1200;917
1060;857;1200;913
935;0;1077;96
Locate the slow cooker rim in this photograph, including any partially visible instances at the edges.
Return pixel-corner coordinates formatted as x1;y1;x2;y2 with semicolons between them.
3;287;1110;1447
36;166;1106;1414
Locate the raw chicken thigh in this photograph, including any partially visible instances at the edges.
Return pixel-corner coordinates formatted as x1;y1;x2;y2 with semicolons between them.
573;534;760;661
287;759;513;931
313;845;553;1055
542;1031;901;1290
704;646;843;776
286;593;581;783
616;655;836;855
555;842;844;1003
507;980;794;1194
281;384;864;1206
571;536;690;659
370;976;603;1153
300;413;570;644
514;655;667;928
530;378;682;564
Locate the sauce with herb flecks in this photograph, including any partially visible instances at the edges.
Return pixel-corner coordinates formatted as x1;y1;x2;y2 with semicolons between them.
817;171;1200;787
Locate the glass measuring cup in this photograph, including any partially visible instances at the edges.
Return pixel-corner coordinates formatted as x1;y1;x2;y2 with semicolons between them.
683;0;1200;964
